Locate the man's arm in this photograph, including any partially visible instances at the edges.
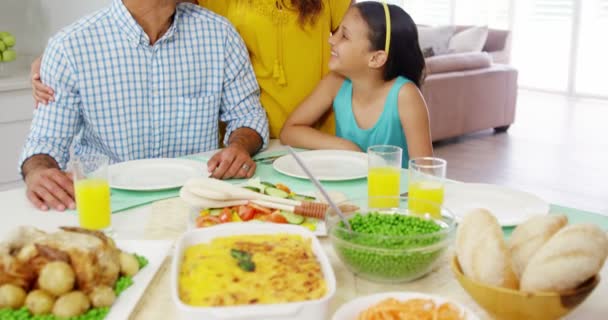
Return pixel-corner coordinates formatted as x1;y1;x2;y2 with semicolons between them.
22;154;61;178
207;24;269;179
218;25;269;150
20;36;82;211
227;127;263;156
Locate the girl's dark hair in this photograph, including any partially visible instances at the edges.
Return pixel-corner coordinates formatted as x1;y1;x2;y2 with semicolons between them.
355;2;426;87
281;0;324;26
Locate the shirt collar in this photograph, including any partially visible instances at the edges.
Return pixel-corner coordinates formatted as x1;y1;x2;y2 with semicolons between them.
111;0;180;47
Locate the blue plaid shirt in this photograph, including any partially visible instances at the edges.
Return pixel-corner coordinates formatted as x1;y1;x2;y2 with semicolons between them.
20;0;269;171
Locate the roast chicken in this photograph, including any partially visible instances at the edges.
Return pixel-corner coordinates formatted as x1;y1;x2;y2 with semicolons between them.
0;226;121;293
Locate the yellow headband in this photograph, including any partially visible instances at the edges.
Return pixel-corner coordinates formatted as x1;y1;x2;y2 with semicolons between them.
382;0;391;55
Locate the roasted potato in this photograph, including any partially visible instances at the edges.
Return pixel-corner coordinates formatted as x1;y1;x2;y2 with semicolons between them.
0;284;27;309
119;252;140;276
38;261;75;296
52;291;90;318
16;244;38;262
25;290;55;315
89;286;116;308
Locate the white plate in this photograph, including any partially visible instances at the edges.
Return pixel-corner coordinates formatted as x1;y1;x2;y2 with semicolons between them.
106;239;172;320
444;183;550;226
110;158;208;191
273;150;368;181
332;291;479;320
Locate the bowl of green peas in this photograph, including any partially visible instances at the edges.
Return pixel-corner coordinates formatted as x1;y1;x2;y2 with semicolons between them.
327;196;456;283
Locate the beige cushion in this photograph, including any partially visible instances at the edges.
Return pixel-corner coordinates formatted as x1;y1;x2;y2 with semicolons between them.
418;25;455;55
425;52;492;74
448;26;489;53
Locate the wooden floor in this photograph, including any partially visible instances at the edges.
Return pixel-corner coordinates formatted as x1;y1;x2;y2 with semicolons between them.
434;89;608;216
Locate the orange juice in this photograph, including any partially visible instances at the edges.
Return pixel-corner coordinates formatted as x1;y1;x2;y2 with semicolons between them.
75;178;111;230
368;167;400;208
408;181;444;218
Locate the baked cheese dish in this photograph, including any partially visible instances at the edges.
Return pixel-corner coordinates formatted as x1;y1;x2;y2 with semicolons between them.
179;234;327;306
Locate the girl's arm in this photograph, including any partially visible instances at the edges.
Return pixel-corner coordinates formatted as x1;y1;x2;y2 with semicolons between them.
398;83;434;158
280;73;361;151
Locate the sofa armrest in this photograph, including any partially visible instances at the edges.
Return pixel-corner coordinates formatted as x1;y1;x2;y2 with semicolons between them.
425;52;492;75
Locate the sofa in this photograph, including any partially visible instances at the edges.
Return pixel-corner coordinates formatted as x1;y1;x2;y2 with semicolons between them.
421;27;518;142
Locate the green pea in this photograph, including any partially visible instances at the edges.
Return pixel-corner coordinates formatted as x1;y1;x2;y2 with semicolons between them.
333;212;447;281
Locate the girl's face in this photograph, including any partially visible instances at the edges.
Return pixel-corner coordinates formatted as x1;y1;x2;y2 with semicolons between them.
329;8;378;76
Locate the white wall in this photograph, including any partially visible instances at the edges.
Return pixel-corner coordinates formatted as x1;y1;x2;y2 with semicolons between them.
0;0;110;56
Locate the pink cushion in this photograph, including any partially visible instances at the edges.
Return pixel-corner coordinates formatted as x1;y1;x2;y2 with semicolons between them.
425;52;492;75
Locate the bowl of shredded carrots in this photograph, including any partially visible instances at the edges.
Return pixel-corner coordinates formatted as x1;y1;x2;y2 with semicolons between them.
332;291;479;320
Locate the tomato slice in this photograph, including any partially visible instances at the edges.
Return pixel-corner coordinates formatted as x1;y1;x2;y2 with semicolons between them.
269;212;288;224
238;205;255;221
248;203;272;215
254;212;270;221
195;215;220;228
219;208;233;223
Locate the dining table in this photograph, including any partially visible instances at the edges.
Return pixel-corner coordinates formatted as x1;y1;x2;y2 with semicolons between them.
1;140;607;320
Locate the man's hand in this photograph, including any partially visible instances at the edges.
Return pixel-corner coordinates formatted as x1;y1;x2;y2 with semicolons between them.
25;168;75;211
207;144;256;179
22;154;75;211
207;127;263;179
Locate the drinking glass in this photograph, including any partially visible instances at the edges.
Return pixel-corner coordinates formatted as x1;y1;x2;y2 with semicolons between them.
367;145;402;208
72;154;112;232
408;157;447;218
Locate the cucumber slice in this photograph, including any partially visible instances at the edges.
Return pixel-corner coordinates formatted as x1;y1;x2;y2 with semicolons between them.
290;194;316;202
243;186;261;193
265;187;289;198
279;211;305;224
209;208;223;216
261;181;276;188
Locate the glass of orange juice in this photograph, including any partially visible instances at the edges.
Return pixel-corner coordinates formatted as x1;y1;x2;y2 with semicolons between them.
408;157;447;218
367;145;402;208
72;154;112;232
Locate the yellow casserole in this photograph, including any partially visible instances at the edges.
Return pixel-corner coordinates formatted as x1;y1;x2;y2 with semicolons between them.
179;234;327;307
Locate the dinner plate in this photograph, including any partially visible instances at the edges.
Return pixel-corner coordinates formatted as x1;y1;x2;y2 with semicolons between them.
273;150;368;181
106;239;172;320
332;291;479;320
109;158;208;191
443;183;550;226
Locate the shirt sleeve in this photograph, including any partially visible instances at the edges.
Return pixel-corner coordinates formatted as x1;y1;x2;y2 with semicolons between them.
330;0;352;32
19;36;82;173
219;25;270;150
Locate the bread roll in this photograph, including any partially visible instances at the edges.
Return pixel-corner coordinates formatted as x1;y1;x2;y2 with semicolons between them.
456;208;518;289
520;224;608;292
508;214;568;278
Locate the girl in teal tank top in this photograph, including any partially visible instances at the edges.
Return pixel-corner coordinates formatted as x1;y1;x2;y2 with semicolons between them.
280;2;433;168
334;76;411;167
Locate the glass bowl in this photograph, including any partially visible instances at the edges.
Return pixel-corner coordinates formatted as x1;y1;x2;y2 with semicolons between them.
327;196;455;283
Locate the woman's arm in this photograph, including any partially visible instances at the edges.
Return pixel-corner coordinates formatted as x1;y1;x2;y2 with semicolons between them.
398;83;434;158
280;73;361;151
31;55;55;107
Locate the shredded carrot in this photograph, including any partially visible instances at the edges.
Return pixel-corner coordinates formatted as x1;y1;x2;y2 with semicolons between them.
357;298;466;320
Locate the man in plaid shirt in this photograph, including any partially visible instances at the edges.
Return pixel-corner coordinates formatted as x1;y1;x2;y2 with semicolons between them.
20;0;269;211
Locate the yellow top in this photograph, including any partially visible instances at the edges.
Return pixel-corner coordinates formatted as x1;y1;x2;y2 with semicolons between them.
198;0;351;138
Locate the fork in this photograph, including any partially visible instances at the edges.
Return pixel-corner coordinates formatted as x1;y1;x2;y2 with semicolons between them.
253;154;283;164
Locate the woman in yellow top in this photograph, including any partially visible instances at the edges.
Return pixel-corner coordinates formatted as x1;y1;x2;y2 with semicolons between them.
198;0;352;137
32;0;353;138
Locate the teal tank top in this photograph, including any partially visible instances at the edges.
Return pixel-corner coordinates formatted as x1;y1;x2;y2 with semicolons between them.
333;76;411;168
